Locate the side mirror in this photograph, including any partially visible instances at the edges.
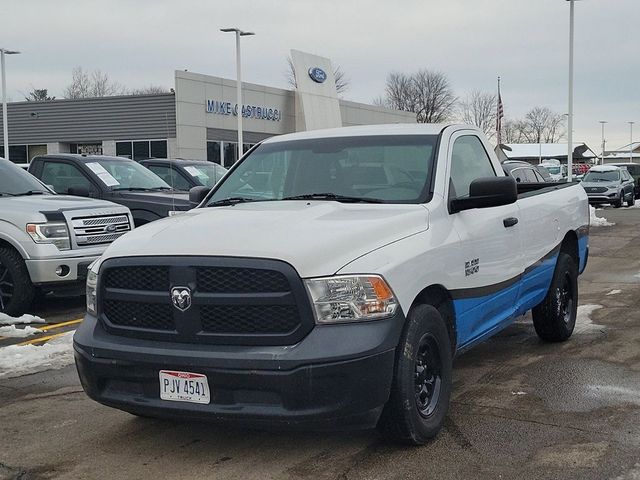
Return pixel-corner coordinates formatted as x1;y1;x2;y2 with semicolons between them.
189;186;210;207
67;186;90;197
450;176;517;213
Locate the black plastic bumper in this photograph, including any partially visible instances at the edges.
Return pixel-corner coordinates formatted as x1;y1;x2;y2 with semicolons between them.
73;312;404;429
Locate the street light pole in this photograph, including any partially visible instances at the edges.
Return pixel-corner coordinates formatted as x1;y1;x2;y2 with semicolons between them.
599;121;607;165
1;48;20;161
629;121;635;163
220;27;254;164
566;0;578;182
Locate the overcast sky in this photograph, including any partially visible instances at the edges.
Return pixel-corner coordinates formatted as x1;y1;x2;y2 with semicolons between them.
4;0;639;151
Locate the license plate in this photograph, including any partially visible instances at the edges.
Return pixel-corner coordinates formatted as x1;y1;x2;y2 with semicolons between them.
159;370;210;404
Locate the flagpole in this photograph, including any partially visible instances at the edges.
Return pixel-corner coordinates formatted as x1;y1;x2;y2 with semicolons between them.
497;76;502;145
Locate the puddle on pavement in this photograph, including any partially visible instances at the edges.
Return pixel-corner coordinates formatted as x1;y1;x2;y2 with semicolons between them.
524;359;640;412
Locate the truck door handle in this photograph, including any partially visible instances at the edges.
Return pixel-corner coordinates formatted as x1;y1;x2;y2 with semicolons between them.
503;217;519;228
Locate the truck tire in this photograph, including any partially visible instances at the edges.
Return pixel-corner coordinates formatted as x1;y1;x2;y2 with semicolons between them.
628;194;635;207
377;304;452;445
0;247;35;317
532;252;578;342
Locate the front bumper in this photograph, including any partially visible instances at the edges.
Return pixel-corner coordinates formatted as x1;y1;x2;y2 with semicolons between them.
73;311;404;429
587;192;618;204
25;255;98;285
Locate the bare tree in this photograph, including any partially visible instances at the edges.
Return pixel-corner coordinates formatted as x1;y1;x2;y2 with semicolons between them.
128;85;170;95
501;119;527;144
520;107;566;143
24;88;55;101
458;90;497;139
285;57;350;95
378;70;457;123
63;67;126;99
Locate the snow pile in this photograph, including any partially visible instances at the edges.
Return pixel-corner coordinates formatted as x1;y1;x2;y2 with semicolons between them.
574;304;604;334
589;206;615;227
0;331;74;379
0;325;41;338
606;289;622;296
0;313;45;326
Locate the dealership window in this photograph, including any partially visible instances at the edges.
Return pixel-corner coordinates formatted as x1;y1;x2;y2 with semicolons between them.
133;141;150;160
28;145;47;162
0;145;28;164
223;142;238;167
150;140;167;158
116;141;133;159
207;141;222;165
115;140;167;161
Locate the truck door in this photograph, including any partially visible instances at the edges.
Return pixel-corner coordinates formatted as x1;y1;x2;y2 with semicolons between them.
446;133;523;348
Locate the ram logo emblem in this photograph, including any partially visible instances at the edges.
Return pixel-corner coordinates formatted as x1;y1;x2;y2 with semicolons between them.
171;287;192;312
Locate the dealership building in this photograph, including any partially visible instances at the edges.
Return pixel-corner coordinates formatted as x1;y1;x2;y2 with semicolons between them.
0;51;415;166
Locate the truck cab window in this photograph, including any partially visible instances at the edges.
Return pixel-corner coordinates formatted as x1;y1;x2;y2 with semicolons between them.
41;161;93;194
449;135;496;198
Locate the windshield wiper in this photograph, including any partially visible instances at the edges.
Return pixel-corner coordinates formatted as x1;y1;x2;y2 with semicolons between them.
207;197;262;207
282;193;384;203
14;190;46;196
112;187;157;192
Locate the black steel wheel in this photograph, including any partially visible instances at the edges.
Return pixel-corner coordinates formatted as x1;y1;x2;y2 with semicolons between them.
532;252;578;342
414;334;442;418
0;247;34;316
377;304;452;445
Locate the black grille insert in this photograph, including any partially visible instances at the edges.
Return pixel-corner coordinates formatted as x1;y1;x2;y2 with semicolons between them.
200;304;300;334
104;299;174;331
196;267;290;293
99;257;313;346
103;266;169;291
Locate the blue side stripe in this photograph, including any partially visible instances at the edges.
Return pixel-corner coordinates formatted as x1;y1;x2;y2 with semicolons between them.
454;254;557;349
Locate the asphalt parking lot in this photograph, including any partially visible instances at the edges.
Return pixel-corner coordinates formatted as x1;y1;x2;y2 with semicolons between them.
1;206;639;480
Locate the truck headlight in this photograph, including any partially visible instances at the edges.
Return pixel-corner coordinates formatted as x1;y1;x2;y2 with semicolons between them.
86;264;99;316
26;223;71;250
305;275;398;324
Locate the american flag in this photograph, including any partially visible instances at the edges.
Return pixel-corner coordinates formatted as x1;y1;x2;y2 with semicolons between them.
496;77;504;145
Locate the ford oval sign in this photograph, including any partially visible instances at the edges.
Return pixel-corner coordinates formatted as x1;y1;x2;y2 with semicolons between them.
308;67;327;84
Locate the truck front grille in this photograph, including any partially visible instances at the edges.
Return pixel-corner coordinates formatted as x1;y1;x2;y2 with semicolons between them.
72;214;131;246
98;257;314;346
200;304;300;334
104;300;175;331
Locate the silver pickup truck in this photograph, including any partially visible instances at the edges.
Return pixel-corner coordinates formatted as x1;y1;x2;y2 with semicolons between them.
0;158;134;316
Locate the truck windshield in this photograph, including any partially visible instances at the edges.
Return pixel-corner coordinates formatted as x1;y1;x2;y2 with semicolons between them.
87;158;172;190
0;160;51;196
205;135;437;205
583;170;620;183
183;163;227;187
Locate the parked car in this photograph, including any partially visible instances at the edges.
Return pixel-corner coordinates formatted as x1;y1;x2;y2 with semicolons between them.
28;155;192;226
0;158;133;316
502;160;551;183
139;159;227;190
540;160;567;182
609;163;640;198
74;124;589;445
581;165;635;207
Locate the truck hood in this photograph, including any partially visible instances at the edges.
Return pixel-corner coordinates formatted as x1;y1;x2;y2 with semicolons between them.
114;190;191;209
2;193;125;211
102;201;430;277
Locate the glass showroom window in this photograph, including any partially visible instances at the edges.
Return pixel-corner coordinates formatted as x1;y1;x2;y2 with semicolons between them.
0;145;28;164
207;141;222;165
116;140;167;161
223;142;238;167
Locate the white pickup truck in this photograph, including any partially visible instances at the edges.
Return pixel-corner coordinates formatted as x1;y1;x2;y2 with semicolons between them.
74;124;590;444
